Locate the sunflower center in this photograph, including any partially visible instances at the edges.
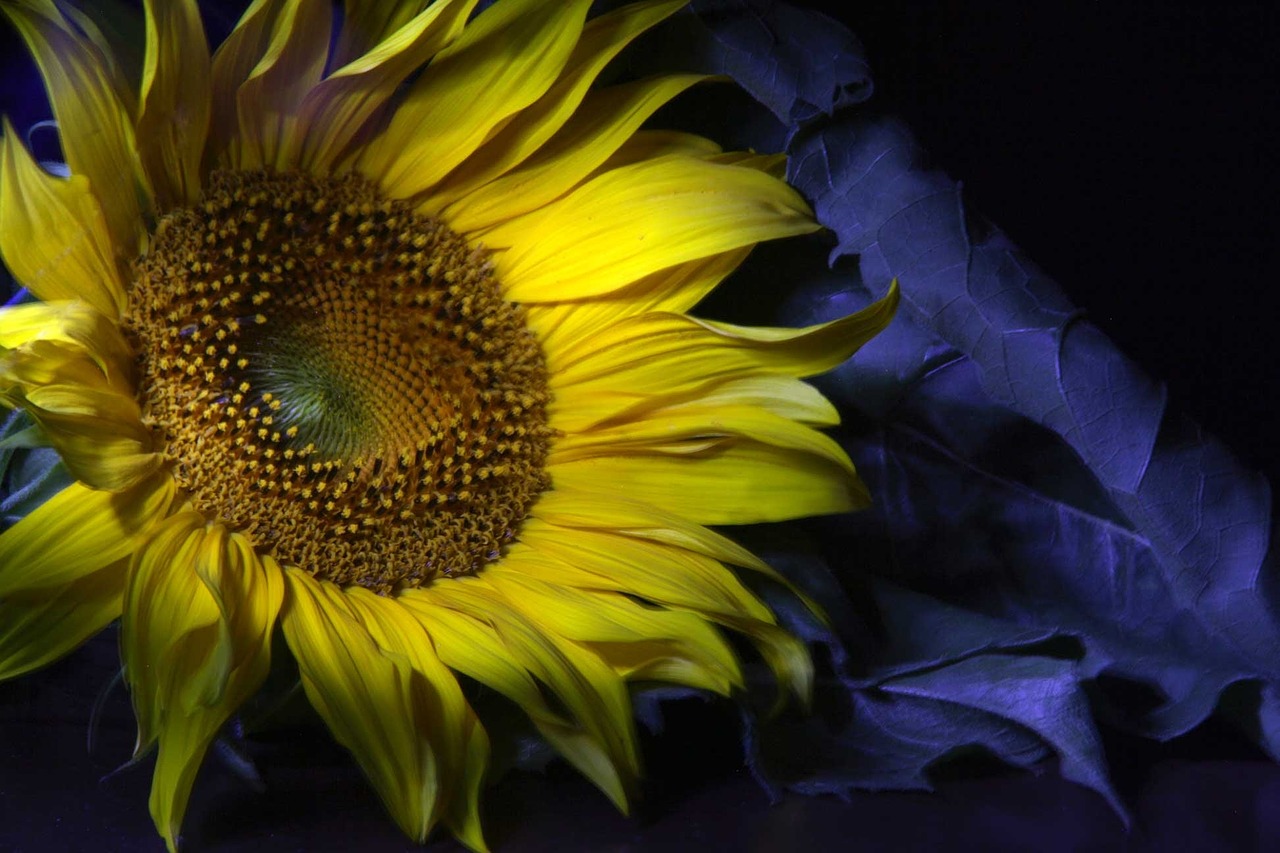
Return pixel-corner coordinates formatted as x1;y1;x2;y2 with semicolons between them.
124;170;552;591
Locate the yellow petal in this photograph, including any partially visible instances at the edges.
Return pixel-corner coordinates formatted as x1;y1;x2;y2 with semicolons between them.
234;0;332;170
0;559;125;681
1;0;148;260
720;614;813;710
713;150;788;175
662;375;841;426
444;74;710;233
402;576;640;811
549;283;899;413
122;513;207;752
514;522;772;622
206;0;330;170
0;474;174;597
0;300;134;391
342;586;488;848
55;2;139;112
549;442;867;525
448;717;490;853
402;594;629;810
530;488;775;575
511;527;811;708
0;121;128;317
550;371;839;434
282;570;449;842
0;340;103;392
295;0;478;173
136;0;212;210
206;0;275;166
599;128;723;168
425;0;690;217
13;382;160;492
398;589;554;715
526;494;828;646
488;571;742;694
527;248;747;362
359;0;592;200
121;514;283;852
485;157;820;302
0;323;153;490
549;404;856;476
330;0;436;68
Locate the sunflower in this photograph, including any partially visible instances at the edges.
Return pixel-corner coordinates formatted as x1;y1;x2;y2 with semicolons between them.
0;0;896;849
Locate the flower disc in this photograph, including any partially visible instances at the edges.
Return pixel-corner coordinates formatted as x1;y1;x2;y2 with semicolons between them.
125;170;552;591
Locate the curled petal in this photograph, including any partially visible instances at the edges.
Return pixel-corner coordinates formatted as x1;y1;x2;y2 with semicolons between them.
0;300;134;391
400;575;642;812
136;0;212;209
121;514;283;851
1;0;149;260
9;383;160;492
344;586;490;850
0;122;128;317
295;0;478;173
281;569;480;844
551;280;899;388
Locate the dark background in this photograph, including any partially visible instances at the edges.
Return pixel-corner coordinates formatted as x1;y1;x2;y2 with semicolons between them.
822;0;1278;483
2;1;1279;850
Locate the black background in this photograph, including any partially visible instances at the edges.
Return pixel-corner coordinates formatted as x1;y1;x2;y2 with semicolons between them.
2;1;1279;850
822;0;1278;483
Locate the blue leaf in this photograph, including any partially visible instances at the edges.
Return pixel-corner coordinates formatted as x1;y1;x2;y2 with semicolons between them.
779;115;1280;743
0;412;70;532
743;547;1123;815
685;0;874;125
861;581;1060;681
745;679;1050;796
680;0;1280;810
874;654;1125;821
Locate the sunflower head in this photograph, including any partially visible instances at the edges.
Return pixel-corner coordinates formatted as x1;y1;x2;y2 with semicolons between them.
0;0;896;850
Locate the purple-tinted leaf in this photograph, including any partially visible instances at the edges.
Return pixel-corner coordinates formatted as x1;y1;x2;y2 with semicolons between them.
862;582;1059;681
679;0;1280;811
746;681;1049;796
777;122;1280;743
0;438;68;529
741;550;1121;813
743;640;1125;821
686;0;873;124
877;654;1124;819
